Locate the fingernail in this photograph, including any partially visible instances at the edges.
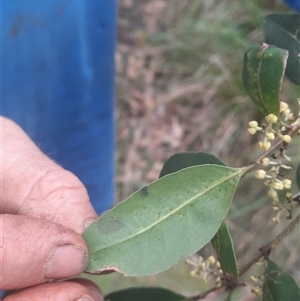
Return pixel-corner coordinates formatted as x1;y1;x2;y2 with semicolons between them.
45;244;87;279
83;217;97;230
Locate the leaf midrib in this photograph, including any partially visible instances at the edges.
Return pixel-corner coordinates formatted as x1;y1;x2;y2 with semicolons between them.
93;165;243;252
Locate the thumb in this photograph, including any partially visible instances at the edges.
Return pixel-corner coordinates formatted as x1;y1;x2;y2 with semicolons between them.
1;214;88;290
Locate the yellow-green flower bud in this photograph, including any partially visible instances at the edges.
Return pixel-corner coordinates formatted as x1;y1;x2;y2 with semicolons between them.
261;157;269;166
280;101;288;112
268;189;277;198
273;181;283;190
255;170;266;179
262;141;271;151
266;132;275;140
248;121;258;128
282;135;291;143
265;114;278;124
250;276;258;282
251;286;262;296
207;255;216;265
283;179;292;189
200;262;206;268
248;128;257;135
272;216;280;224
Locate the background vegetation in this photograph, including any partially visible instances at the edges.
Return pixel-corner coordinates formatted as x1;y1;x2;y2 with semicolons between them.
83;1;299;300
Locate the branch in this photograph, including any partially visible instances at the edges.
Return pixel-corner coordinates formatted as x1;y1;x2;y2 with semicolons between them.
239;211;300;277
243;122;300;175
190;211;300;300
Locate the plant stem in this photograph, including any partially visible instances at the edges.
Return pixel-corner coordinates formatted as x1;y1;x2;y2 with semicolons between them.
243;122;300;175
190;211;300;300
239;211;300;277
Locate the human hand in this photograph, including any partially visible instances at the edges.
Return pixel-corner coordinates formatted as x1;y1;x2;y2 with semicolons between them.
1;116;103;301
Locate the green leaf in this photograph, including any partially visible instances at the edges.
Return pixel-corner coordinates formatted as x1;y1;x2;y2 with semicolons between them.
83;165;244;276
105;287;188;301
160;153;238;280
211;221;238;279
242;43;288;116
296;163;300;191
264;14;300;85
159;152;225;178
263;260;300;301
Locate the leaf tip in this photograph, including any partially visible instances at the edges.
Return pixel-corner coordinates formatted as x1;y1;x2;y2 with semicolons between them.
85;265;123;275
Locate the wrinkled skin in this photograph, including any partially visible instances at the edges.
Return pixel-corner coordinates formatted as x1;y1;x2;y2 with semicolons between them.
0;116;103;301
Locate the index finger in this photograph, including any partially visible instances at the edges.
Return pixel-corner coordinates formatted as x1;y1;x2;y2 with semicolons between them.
1;116;98;234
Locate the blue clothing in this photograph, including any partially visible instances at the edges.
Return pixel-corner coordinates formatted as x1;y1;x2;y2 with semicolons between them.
284;0;300;11
1;1;116;214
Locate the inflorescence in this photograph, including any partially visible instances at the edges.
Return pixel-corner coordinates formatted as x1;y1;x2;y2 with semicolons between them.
185;255;223;287
248;100;300;223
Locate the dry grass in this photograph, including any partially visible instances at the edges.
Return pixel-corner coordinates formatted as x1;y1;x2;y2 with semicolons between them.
116;0;291;200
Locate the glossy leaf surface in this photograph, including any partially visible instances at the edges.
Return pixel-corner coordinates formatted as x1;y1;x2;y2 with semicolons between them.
83;165;244;276
263;260;300;301
105;287;188;301
211;221;238;279
264;14;300;85
159;152;225;178
242;43;288;115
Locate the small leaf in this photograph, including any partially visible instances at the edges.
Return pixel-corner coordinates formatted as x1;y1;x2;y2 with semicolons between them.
105;287;188;301
83;165;244;276
159;152;225;178
242;43;288;116
263;260;300;301
296;163;300;191
264;14;300;85
211;222;238;279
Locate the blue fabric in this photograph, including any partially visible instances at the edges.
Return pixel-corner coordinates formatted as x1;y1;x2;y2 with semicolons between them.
284;0;300;11
1;0;116;214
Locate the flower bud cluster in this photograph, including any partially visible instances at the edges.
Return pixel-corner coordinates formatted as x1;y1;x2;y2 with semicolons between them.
280;101;294;122
250;273;265;296
248;110;293;151
247;104;300;223
250;276;262;296
255;157;293;223
186;255;223;285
